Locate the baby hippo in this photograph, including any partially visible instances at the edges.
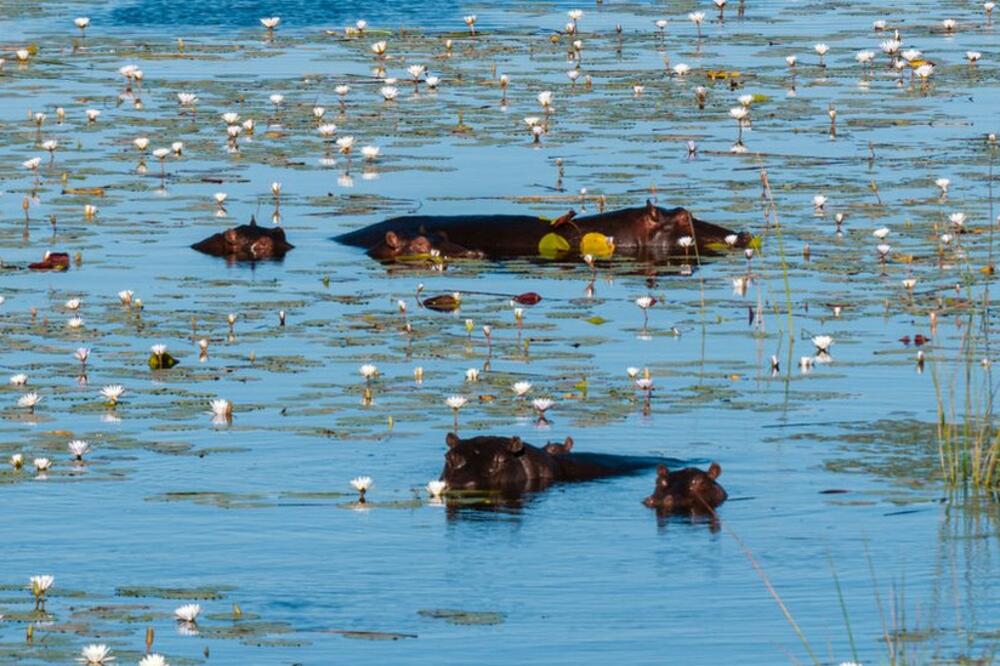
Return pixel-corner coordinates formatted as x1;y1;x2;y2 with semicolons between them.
643;463;727;514
367;231;485;262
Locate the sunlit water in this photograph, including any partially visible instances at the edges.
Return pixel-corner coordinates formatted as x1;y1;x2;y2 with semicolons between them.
1;0;998;664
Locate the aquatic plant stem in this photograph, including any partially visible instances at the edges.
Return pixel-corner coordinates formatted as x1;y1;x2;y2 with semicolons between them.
723;521;819;665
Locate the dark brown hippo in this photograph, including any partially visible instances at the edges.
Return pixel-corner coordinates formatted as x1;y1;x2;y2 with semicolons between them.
439;432;674;494
643;463;727;515
336;202;752;261
29;252;71;270
192;217;293;261
367;231;485;262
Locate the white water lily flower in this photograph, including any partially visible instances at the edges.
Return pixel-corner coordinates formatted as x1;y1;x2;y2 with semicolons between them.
68;440;90;459
75;348;90;363
30;575;54;593
876;243;891;257
873;227;890;240
65;298;81;310
677;236;694;248
33;457;52;472
260;16;280;29
855;50;875;64
537;90;553;108
724;233;739;246
269;93;284;106
118;290;134;304
133;137;149;151
964;51;981;63
814;43;829;56
935;178;950;193
635;296;654;309
626;367;640;378
350;476;373;492
10;453;24;469
407;64;426;81
672;63;690;75
210;399;232;418
138;655;168;666
380;85;398;101
361;145;380;161
174;603;201;623
446;395;467;410
800;356;815;370
902;278;917;290
359;364;378;379
812;195;827;210
635;378;654;391
812;335;833;352
75;17;91;29
732;276;749;296
729;106;748;121
335;85;350;98
942;18;956;31
24;157;42;170
318;123;337;137
10;373;28;386
100;384;125;404
901;49;922;63
873;19;887;30
77;643;113;664
18;392;41;409
949;212;966;227
426;75;441;89
336;136;355;154
915;64;934;79
177;92;197;106
532;398;554;413
689;11;705;24
465;368;480;382
785;55;797;66
881;39;901;55
427;480;447;498
152;148;170;160
222;112;240;124
42;139;58;153
370;40;387;56
68;317;84;329
512;381;532;397
150;344;167;356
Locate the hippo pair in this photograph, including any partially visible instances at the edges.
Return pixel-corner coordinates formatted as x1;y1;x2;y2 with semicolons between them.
337;201;752;263
191;202;751;264
440;432;727;516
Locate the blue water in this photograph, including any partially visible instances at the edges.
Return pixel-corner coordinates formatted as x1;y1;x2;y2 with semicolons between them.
1;0;998;664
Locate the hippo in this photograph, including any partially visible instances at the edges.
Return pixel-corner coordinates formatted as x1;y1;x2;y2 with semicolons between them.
335;202;752;261
191;217;293;261
642;463;727;515
439;432;674;495
367;231;485;262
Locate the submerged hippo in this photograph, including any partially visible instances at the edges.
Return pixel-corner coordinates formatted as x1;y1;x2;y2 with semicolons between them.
336;202;752;261
368;231;485;262
439;432;673;494
192;217;293;261
28;251;71;270
643;463;727;515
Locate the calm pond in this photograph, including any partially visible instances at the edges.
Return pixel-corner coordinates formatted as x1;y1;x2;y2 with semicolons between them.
0;0;998;664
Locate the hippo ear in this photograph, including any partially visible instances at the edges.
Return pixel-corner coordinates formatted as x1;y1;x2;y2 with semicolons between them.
507;436;524;454
446;432;461;448
645;199;656;214
656;464;669;479
249;214;258;227
562;436;573;453
385;231;402;249
707;462;721;480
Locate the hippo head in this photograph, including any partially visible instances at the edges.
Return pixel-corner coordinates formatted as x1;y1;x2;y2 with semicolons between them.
642;463;727;513
441;432;548;491
637;201;752;252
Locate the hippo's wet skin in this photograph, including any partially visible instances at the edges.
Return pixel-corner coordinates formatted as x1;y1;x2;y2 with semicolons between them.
192;217;294;262
336;202;752;262
439;432;675;495
643;463;727;515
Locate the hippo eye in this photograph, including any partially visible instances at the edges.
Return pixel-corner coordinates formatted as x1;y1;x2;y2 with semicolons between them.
448;453;465;469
